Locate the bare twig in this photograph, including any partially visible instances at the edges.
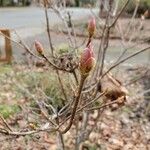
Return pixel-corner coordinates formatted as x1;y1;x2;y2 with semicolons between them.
0;115;13;131
87;97;123;111
58;92;106;128
110;0;130;28
0;31;41;60
0;126;56;136
43;0;54;55
56;70;68;102
101;46;150;79
60;75;86;134
41;53;77;73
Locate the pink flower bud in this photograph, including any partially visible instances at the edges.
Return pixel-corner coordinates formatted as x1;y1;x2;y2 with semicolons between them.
35;40;44;55
88;17;96;38
80;43;95;76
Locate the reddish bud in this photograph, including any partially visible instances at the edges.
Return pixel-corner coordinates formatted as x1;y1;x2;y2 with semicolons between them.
35;40;44;55
79;43;95;76
88;17;96;38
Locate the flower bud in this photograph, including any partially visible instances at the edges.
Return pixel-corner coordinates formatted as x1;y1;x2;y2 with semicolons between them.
35;40;44;55
79;43;95;76
88;17;96;38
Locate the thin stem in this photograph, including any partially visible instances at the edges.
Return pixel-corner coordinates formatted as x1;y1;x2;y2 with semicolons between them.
43;0;54;55
60;75;86;134
87;96;124;111
58;92;106;129
56;70;68;102
0;115;12;131
0;127;56;136
56;112;65;150
41;54;77;73
0;31;41;60
110;0;130;28
101;46;150;79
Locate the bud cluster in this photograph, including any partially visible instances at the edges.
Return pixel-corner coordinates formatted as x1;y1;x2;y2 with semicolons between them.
79;17;96;76
79;43;95;76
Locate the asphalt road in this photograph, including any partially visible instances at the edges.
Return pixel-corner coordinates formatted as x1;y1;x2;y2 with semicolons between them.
0;7;149;64
0;7;98;43
0;7;97;29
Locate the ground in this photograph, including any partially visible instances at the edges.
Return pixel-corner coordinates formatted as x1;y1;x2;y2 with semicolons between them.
0;64;149;150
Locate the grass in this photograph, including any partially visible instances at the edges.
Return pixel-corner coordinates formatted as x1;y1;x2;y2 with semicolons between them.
0;65;20;118
0;104;21;118
0;64;72;118
0;64;12;74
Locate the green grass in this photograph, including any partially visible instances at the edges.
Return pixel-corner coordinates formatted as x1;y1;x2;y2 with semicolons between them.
0;64;72;113
0;104;21;118
0;64;12;74
0;71;63;117
56;43;70;54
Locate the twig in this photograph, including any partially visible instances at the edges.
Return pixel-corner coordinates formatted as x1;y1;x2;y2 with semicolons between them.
43;0;54;55
50;6;74;48
101;46;150;79
87;96;124;111
125;0;140;37
56;70;68;102
55;112;65;150
78;91;106;111
0;126;56;136
60;75;86;134
41;53;77;73
12;79;57;127
58;92;106;128
0;115;13;131
0;31;41;60
110;0;130;28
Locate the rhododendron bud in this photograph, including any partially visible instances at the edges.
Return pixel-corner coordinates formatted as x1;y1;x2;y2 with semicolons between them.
35;40;44;55
88;17;96;38
80;43;95;76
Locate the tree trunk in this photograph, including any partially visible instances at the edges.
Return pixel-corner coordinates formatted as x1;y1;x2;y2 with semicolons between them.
11;0;15;6
75;0;79;7
0;0;4;6
22;0;25;6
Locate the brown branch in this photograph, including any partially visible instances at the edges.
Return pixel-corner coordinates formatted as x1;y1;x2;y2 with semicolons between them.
83;45;150;95
110;0;130;28
55;112;65;150
87;96;124;111
12;79;57;127
0;126;56;136
101;46;150;79
43;0;54;55
60;75;86;134
95;0;129;77
58;91;106;129
0;31;41;60
56;70;68;102
1;29;69;72
0;115;12;131
41;54;77;73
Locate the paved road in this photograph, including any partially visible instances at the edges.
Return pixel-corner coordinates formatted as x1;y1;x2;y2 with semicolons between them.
0;7;98;29
0;7;99;60
0;7;98;42
0;7;149;64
